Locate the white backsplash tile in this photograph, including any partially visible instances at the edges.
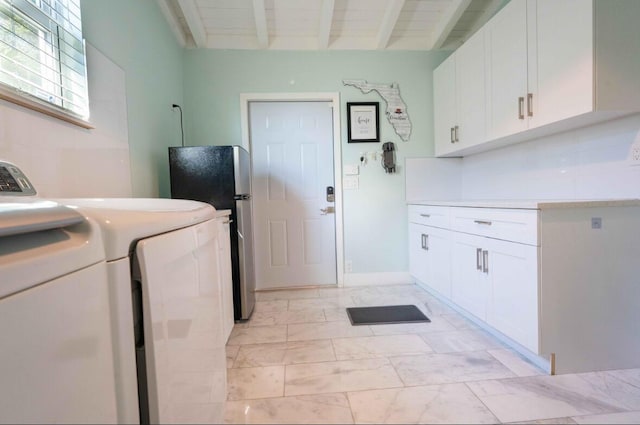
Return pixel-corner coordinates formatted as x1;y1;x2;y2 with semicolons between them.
0;43;131;198
453;114;640;201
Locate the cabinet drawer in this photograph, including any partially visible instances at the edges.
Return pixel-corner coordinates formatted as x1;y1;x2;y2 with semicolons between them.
450;207;538;246
408;205;450;229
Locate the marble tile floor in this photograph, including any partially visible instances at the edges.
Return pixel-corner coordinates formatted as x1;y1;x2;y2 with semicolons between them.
223;284;640;424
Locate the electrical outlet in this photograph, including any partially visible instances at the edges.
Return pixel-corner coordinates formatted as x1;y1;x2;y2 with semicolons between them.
591;217;602;229
630;145;640;165
345;260;352;273
628;130;640;166
343;176;359;190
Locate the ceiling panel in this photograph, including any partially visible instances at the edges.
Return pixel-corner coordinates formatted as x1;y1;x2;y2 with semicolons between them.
161;0;506;50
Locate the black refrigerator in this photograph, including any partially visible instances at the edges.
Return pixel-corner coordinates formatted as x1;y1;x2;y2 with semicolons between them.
168;145;255;320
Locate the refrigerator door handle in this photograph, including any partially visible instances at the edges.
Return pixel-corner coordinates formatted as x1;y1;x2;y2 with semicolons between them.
234;194;251;200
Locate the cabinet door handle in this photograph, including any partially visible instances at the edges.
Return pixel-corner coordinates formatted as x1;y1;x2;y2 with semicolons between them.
421;234;425;249
420;213;431;218
474;220;492;226
476;248;482;270
450;127;455;143
454;125;459;142
527;93;534;117
483;250;489;273
518;97;525;120
421;234;429;250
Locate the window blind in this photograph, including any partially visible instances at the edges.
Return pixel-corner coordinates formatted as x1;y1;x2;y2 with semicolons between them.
0;0;88;119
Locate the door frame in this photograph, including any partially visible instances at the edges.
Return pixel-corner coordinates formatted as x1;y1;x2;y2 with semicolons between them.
240;92;344;287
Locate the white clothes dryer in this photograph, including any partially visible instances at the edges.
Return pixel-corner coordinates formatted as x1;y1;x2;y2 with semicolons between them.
0;162;119;423
59;197;229;424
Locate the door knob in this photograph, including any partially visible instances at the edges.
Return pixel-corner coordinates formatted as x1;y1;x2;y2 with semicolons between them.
320;206;335;215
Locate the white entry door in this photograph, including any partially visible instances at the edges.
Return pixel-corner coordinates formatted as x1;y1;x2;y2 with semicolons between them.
250;101;337;289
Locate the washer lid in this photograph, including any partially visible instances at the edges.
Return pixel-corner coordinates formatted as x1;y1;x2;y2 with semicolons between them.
58;198;217;261
0;200;83;237
0;200;105;298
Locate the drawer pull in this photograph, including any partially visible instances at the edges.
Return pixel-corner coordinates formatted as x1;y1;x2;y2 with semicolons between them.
420;214;431;218
474;220;492;226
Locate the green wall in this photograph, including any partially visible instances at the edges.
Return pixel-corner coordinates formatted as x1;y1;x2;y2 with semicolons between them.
79;0;449;274
183;49;447;274
81;0;184;197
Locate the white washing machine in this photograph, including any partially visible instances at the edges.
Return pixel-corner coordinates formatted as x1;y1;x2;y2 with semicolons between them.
58;198;229;424
0;163;119;423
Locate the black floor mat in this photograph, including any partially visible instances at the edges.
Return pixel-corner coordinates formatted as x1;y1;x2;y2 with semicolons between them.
346;305;430;326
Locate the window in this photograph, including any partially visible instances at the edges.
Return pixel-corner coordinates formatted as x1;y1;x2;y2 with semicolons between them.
0;0;88;121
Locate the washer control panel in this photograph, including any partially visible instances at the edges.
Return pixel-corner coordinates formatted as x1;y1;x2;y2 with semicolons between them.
0;161;36;196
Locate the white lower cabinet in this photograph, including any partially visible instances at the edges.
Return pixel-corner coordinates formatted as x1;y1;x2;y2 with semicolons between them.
450;232;538;353
409;223;429;285
484;238;538;353
409;201;640;374
451;232;488;320
408;222;452;299
410;205;539;353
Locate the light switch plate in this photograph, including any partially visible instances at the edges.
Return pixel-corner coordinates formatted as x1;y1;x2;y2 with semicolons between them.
344;164;359;175
343;175;359;190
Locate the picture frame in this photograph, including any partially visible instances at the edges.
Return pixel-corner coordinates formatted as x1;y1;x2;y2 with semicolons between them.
347;102;380;143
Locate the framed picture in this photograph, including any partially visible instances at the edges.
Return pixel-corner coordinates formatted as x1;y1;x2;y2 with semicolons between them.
347;102;380;143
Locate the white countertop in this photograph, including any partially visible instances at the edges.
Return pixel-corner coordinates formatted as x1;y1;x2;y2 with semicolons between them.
408;199;640;209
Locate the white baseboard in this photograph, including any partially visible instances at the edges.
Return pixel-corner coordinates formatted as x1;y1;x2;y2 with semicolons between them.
414;280;551;374
343;272;414;287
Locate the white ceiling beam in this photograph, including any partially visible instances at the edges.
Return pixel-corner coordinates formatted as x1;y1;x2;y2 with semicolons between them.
375;0;406;49
156;0;187;47
177;0;207;48
252;0;269;49
318;0;335;49
428;0;472;50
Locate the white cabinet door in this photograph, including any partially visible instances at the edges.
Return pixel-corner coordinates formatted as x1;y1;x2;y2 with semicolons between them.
433;54;457;156
136;220;226;424
455;27;486;150
409;223;429;285
485;239;539;353
531;0;593;128
217;218;234;342
451;232;487;320
485;0;529;140
425;226;452;298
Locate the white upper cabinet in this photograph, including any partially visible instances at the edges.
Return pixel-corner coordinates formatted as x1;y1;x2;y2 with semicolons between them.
531;0;593;128
455;30;487;151
433;55;457;156
485;0;529;141
434;0;640;157
434;28;486;157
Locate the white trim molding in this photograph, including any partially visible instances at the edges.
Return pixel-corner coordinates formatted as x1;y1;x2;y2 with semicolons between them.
343;272;414;287
240;92;345;286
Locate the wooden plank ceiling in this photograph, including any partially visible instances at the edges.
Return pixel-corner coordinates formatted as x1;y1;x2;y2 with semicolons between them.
158;0;505;50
